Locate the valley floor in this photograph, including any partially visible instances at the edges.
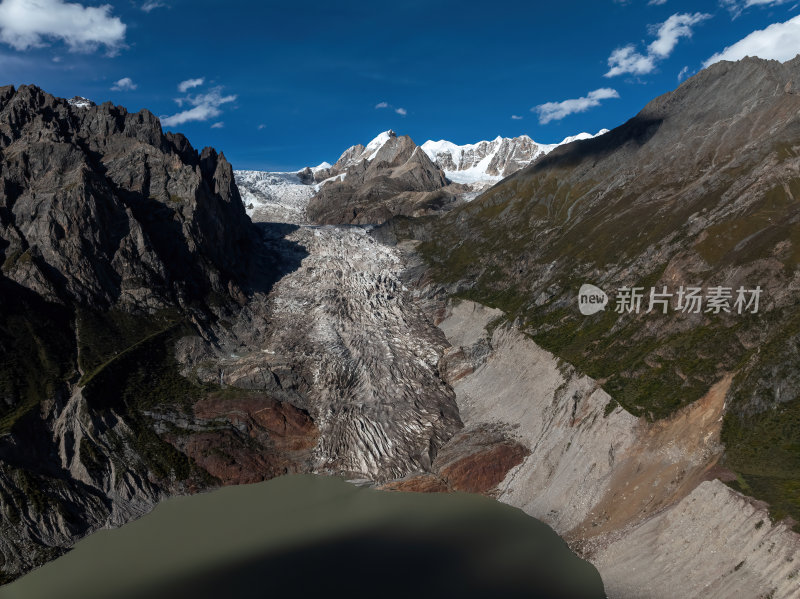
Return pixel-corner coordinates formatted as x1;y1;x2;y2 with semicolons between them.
235;198;800;598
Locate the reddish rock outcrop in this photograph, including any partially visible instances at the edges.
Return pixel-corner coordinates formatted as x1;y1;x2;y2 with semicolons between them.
169;392;317;486
439;442;529;495
381;426;529;497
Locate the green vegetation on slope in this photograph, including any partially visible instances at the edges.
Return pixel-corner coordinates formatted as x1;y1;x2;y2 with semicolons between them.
80;311;214;483
411;146;800;528
724;398;800;528
76;307;182;379
0;279;76;434
415;174;761;419
722;306;800;530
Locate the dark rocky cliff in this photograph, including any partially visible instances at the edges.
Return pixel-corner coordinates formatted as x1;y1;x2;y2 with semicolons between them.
0;84;253;310
0;86;318;581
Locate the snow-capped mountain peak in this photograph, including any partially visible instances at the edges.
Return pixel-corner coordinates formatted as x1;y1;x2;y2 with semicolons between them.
555;129;610;146
364;130;396;160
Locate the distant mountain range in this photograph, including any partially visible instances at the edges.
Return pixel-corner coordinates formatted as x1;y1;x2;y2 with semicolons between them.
420;130;608;185
235;129;607;224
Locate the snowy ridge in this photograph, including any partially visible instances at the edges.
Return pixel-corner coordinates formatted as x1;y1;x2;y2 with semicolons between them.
554;130;610;146
421;129;609;186
365;130;395;161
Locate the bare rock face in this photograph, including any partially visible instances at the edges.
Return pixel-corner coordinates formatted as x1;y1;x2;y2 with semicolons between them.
169;391;318;485
306;131;456;225
0;84;253;310
0;86;309;581
485;136;543;177
435;299;800;599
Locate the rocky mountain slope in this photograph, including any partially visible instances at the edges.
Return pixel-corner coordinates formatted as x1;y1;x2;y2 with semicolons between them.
0;85;253;310
0;84;284;579
408;56;800;539
428;299;799;598
305;131;456;224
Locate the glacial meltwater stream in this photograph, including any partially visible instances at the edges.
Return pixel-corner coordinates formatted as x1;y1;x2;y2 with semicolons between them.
2;475;604;599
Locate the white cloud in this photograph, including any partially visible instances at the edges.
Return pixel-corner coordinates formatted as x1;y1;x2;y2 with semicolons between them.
606;45;656;76
210;121;224;129
257;123;266;130
677;65;690;80
533;88;620;124
705;14;800;65
375;101;407;115
721;0;792;18
605;12;710;77
111;77;136;91
648;12;711;57
178;77;204;93
511;114;523;120
160;87;236;128
648;0;668;4
141;0;165;12
0;0;125;53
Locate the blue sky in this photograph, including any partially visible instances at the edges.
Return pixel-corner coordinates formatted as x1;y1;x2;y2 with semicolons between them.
0;0;799;171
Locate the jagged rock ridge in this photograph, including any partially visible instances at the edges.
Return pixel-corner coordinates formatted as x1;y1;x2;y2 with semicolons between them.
0;84;253;310
0;85;315;580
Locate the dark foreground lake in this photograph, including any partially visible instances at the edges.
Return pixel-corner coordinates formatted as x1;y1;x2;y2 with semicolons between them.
1;474;605;599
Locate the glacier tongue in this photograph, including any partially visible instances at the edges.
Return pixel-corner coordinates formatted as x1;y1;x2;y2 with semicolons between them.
235;170;316;224
257;225;461;479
